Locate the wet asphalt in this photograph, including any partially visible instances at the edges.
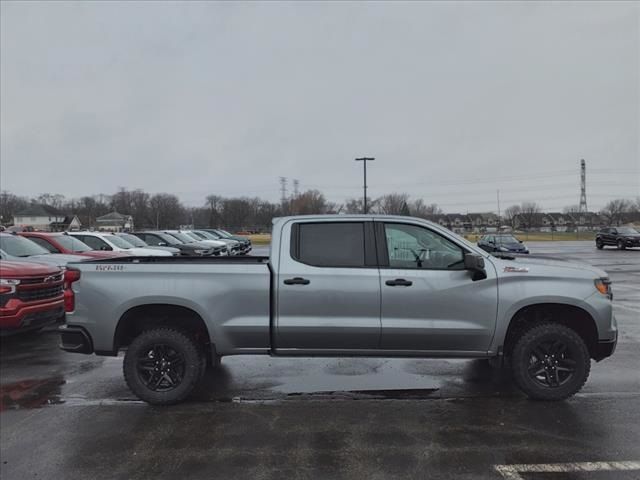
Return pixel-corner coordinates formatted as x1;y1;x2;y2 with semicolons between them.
1;242;639;479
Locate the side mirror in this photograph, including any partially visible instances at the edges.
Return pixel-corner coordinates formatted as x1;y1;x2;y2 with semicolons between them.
101;246;112;251
464;254;487;281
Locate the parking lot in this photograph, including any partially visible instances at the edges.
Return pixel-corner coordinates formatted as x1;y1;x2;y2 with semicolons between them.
1;242;638;479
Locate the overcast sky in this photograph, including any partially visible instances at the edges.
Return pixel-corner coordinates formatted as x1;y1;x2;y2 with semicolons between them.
1;1;638;212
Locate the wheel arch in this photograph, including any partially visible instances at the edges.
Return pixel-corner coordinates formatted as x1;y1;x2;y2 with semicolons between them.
502;302;599;359
114;303;214;355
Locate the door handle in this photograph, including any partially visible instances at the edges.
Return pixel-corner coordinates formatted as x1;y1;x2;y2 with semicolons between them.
284;277;311;285
385;278;413;287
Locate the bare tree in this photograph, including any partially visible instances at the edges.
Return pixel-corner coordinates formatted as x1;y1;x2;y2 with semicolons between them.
375;193;410;215
503;205;522;229
410;199;442;219
149;193;185;229
205;195;224;227
289;190;328;215
600;199;632;226
518;202;541;230
0;191;30;224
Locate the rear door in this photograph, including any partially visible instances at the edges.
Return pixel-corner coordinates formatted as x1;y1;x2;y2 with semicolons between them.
275;220;381;351
377;221;498;353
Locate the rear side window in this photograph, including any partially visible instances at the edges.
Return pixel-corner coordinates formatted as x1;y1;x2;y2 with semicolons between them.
293;222;366;267
28;237;60;253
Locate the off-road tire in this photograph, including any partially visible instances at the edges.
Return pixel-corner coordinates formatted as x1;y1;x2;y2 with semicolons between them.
124;328;204;405
511;323;590;401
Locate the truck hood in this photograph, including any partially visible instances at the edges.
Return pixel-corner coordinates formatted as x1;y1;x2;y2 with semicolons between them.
20;253;90;267
490;255;608;279
0;260;61;278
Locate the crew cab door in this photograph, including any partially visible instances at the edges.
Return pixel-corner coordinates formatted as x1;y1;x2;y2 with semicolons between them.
275;220;381;351
377;221;498;353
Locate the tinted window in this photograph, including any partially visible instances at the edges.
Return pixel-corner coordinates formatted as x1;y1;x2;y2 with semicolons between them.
384;223;464;269
79;236;109;250
56;235;92;252
295;222;365;267
28;237;60;253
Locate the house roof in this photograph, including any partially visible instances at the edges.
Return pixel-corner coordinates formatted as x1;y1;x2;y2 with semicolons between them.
50;216;81;227
15;204;64;217
96;212;131;222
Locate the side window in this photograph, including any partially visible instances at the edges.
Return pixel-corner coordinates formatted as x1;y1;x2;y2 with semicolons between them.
82;236;109;250
29;237;59;253
384;223;465;270
486;236;494;244
293;222;366;267
142;234;159;246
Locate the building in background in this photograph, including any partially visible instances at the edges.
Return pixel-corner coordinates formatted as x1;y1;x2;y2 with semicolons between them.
95;212;134;232
12;204;82;231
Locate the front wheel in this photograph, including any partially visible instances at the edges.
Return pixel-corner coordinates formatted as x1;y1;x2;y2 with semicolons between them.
596;239;604;250
617;240;626;250
511;323;590;401
123;328;204;405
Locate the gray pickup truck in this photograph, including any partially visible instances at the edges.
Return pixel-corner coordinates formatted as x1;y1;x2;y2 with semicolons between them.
60;215;617;405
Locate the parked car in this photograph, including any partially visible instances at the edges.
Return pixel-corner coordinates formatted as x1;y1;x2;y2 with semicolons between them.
595;226;640;250
162;231;227;256
1;260;65;335
60;215;616;405
202;229;252;254
477;234;529;254
132;231;216;257
67;232;172;257
190;230;242;255
175;230;229;255
0;232;90;268
115;233;180;256
18;232;129;259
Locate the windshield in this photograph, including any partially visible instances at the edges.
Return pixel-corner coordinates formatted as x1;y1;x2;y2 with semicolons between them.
195;230;220;240
617;227;639;235
118;234;147;247
106;235;136;249
0;235;50;257
56;235;92;252
168;232;195;243
183;232;204;241
217;229;233;238
494;235;520;244
156;233;182;245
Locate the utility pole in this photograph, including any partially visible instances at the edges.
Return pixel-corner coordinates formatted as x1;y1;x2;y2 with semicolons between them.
355;157;375;214
279;177;288;204
293;179;300;197
497;189;501;227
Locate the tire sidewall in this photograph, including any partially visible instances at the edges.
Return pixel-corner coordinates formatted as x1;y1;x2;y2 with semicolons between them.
123;328;203;405
512;324;590;401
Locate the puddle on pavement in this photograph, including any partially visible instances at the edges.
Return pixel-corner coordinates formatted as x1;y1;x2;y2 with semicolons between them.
0;377;65;411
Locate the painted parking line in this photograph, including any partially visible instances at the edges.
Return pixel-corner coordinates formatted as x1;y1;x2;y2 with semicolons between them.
495;461;640;480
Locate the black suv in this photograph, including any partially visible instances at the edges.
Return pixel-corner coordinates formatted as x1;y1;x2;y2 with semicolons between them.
595;226;640;250
477;233;529;254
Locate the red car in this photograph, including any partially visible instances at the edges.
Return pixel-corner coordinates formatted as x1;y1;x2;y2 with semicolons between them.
18;232;129;259
0;260;65;335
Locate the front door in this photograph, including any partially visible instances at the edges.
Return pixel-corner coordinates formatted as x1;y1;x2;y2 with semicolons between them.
378;221;498;353
275;220;381;351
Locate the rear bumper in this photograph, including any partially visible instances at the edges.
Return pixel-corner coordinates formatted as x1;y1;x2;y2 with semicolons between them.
59;324;94;354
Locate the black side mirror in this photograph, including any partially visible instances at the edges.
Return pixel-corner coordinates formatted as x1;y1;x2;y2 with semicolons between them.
464;254;487;281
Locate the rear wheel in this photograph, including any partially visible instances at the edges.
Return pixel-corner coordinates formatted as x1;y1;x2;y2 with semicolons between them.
596;239;603;250
511;323;590;401
123;328;204;405
617;240;626;250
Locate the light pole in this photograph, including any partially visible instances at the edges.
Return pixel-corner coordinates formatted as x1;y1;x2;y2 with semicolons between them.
355;157;375;214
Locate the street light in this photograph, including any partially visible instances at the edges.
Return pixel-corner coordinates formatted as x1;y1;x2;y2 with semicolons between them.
355;157;375;214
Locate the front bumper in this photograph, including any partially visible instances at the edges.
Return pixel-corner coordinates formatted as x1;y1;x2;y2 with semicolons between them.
0;297;65;334
594;338;617;361
622;238;640;247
